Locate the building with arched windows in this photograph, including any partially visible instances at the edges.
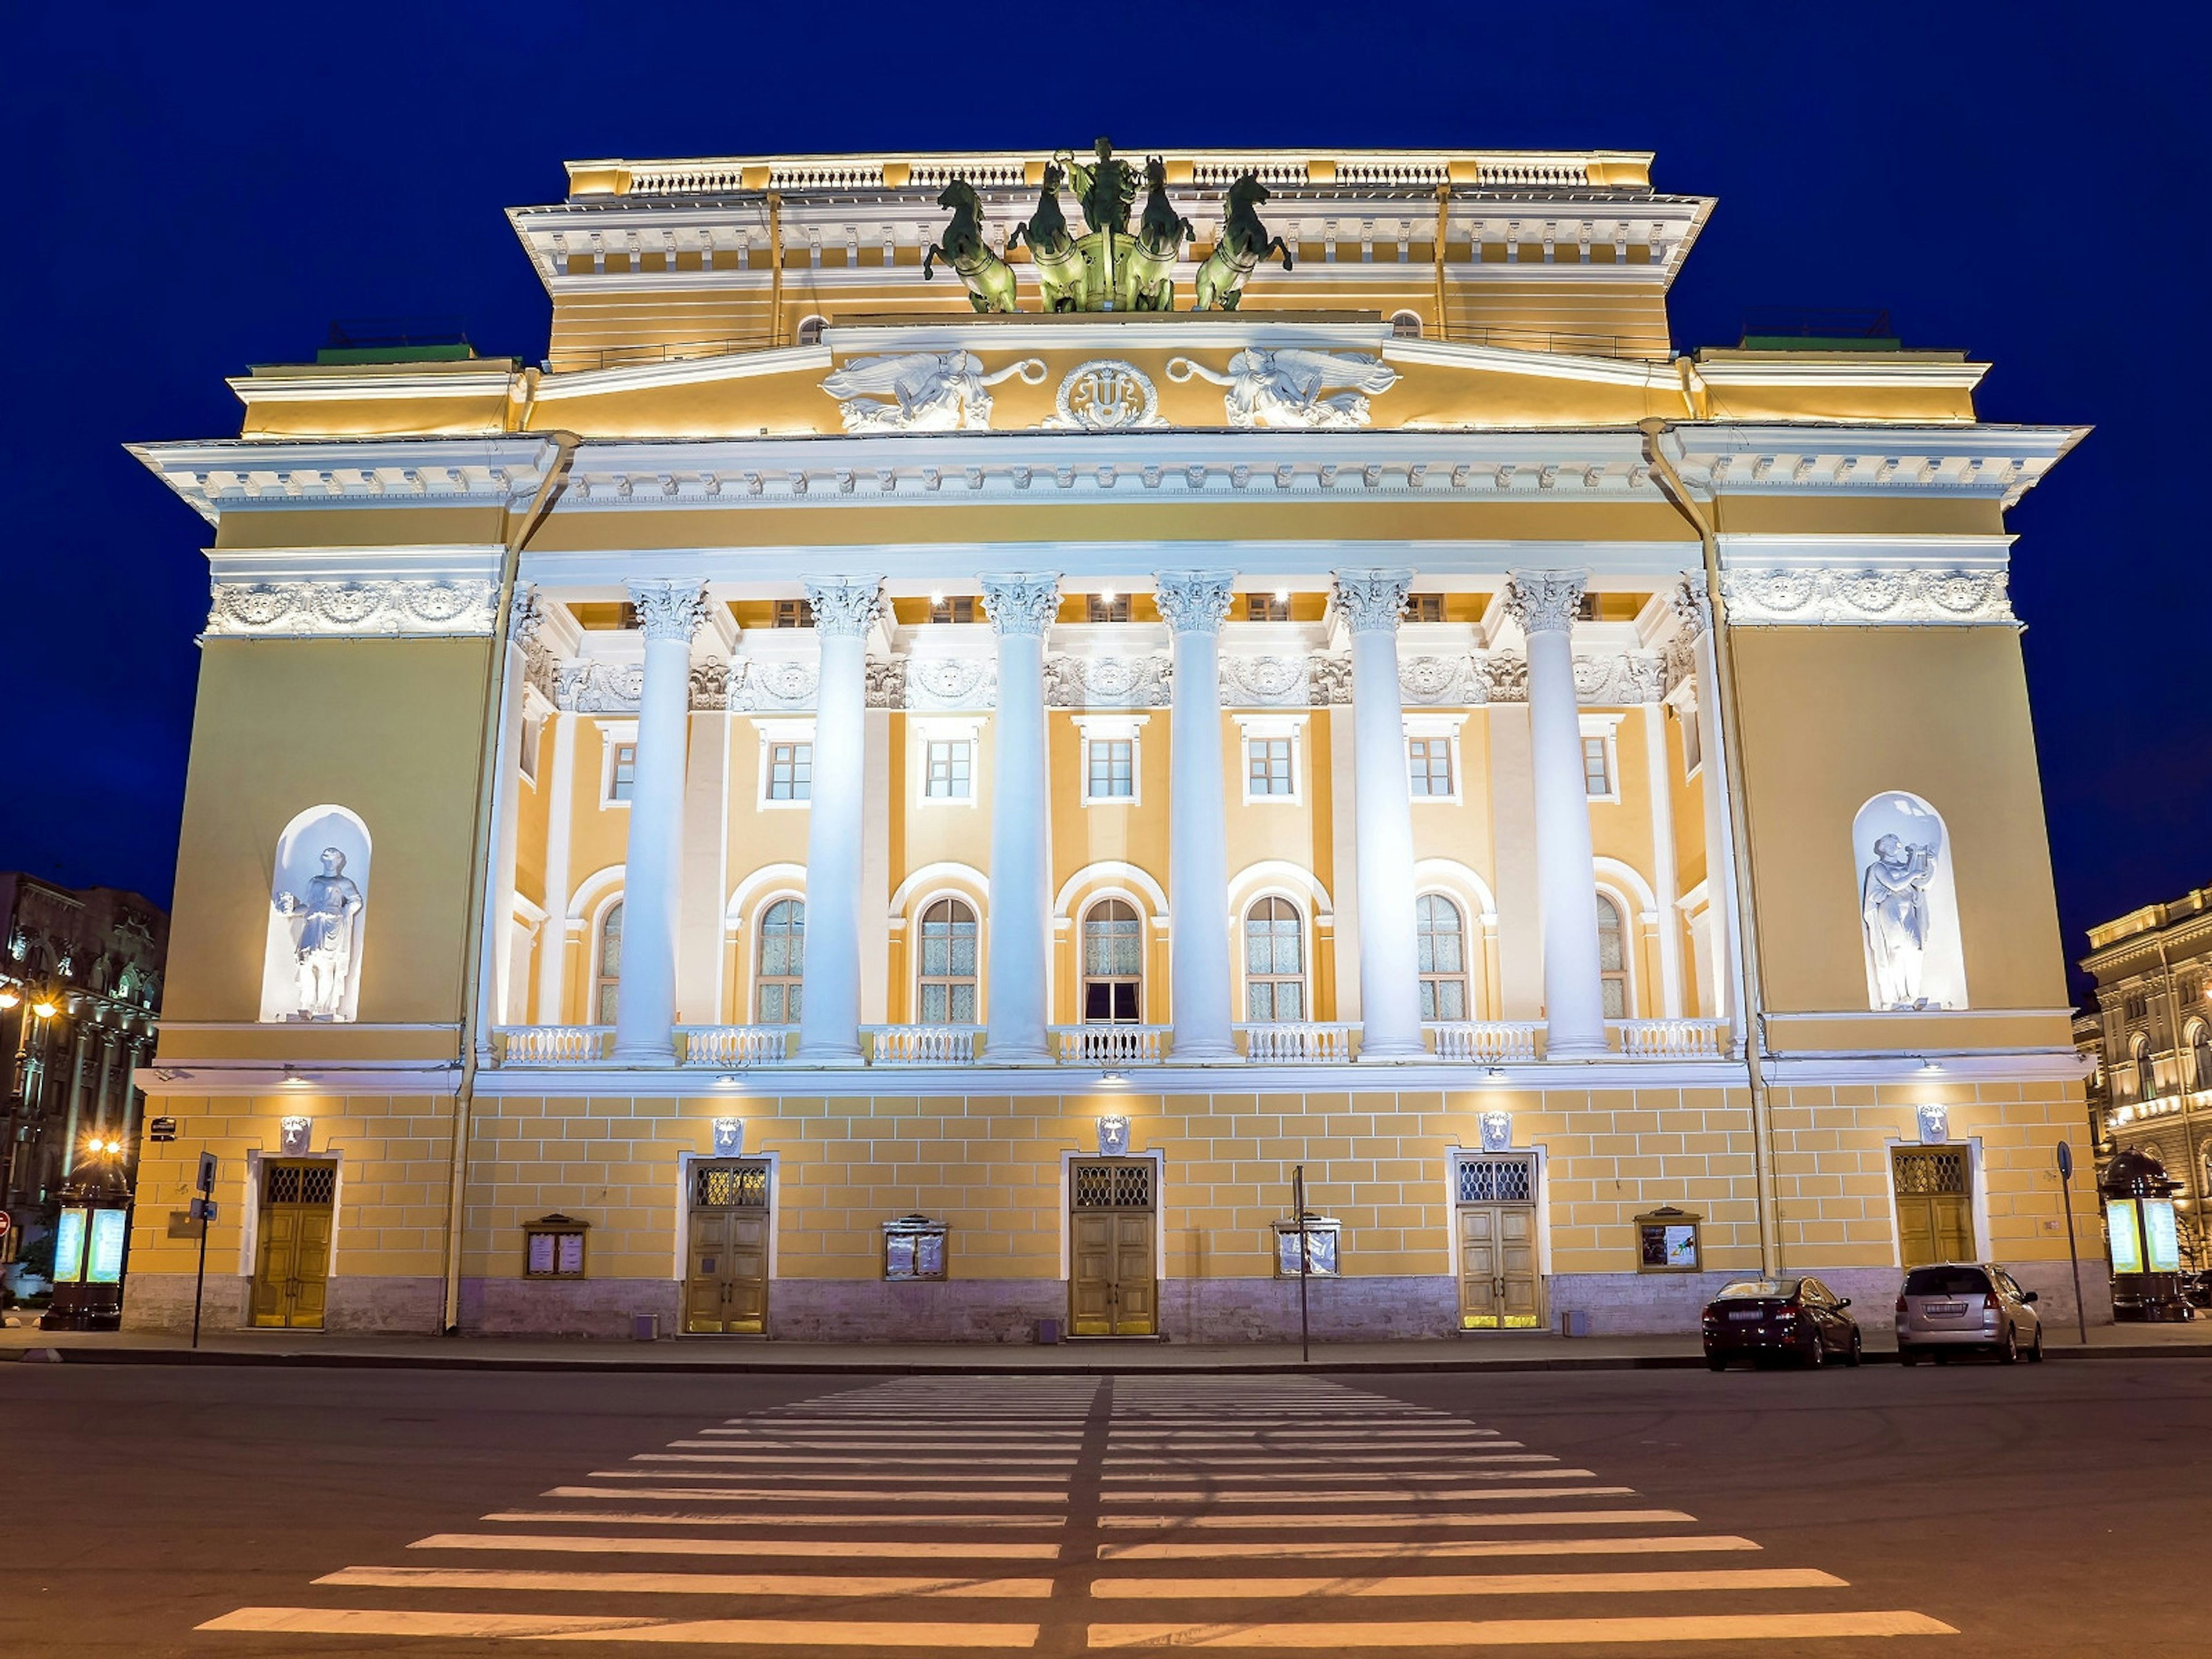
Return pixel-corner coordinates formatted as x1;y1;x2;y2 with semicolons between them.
121;142;2095;1339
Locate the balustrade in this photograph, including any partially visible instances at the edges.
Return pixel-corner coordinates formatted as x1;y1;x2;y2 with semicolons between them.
1236;1022;1357;1063
1050;1025;1171;1066
678;1026;795;1067
1609;1018;1728;1059
1427;1021;1542;1063
862;1024;983;1066
492;1026;609;1065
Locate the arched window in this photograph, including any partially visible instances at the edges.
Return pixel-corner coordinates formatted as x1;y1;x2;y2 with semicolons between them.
2135;1033;2158;1101
594;900;624;1025
1416;894;1468;1021
1596;894;1629;1019
1389;309;1423;339
918;897;979;1024
756;899;804;1023
1245;897;1306;1022
2191;1022;2212;1094
1082;899;1143;1024
795;314;828;347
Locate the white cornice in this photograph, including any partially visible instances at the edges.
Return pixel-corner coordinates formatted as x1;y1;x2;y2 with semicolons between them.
226;370;520;406
1385;335;1683;390
532;343;831;402
827;316;1395;356
1662;422;2086;510
127;435;564;525
1693;356;1989;392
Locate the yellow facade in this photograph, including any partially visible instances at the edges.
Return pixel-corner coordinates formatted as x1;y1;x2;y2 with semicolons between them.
123;142;2093;1340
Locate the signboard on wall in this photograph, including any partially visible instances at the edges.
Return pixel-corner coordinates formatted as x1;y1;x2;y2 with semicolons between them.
86;1210;128;1285
2107;1199;2142;1274
2143;1199;2182;1274
51;1207;88;1283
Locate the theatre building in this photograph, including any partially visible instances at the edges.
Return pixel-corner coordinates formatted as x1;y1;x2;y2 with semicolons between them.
123;142;2094;1339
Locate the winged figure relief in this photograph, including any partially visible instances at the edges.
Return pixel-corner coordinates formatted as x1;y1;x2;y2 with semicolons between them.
820;352;1046;433
1169;349;1400;429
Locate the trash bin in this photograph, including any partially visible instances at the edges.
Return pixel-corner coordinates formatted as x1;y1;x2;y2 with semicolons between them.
631;1313;661;1342
1559;1309;1591;1337
1035;1316;1061;1345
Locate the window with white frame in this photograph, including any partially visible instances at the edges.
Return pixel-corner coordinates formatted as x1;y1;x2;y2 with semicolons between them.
594;900;623;1025
1579;714;1622;802
1408;737;1453;797
1246;592;1290;622
1244;896;1307;1021
519;713;543;785
601;733;639;805
1236;714;1306;804
1082;898;1143;1024
768;743;811;801
925;739;972;800
917;897;979;1023
755;899;804;1022
1086;592;1131;623
1596;893;1630;1018
1416;894;1469;1020
1677;702;1702;777
1075;715;1146;805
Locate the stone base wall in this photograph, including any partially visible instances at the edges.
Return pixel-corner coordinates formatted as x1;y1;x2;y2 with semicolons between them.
461;1276;681;1339
120;1272;444;1336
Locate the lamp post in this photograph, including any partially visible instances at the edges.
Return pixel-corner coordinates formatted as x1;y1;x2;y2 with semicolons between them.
41;1130;131;1331
0;979;62;1228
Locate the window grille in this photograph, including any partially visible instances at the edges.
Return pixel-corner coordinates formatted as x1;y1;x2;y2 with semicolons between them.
1892;1147;1968;1195
263;1162;338;1206
694;1162;771;1208
1456;1156;1535;1205
1073;1160;1154;1210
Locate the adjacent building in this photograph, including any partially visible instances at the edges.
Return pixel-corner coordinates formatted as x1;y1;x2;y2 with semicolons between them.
122;142;2092;1339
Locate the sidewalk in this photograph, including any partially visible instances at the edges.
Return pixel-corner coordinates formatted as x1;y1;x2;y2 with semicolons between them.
6;1318;2211;1373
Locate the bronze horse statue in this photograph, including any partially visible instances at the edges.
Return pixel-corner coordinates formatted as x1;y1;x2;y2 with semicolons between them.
1119;155;1193;312
1192;172;1293;311
1007;162;1085;313
922;179;1018;314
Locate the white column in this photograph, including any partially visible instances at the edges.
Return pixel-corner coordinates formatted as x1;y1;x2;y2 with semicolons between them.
534;714;578;1024
1641;704;1685;1017
795;577;882;1063
1154;570;1237;1061
1334;569;1423;1059
612;580;710;1063
481;603;531;1048
980;574;1060;1063
1505;570;1607;1059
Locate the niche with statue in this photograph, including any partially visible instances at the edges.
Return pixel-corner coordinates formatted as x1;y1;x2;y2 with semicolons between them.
259;805;372;1023
1853;791;1967;1012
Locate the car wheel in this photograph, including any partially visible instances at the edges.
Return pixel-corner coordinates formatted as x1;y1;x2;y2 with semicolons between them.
1707;1355;1728;1373
1844;1330;1863;1368
1931;1349;1950;1364
1806;1332;1824;1368
1897;1345;1918;1366
2029;1327;2045;1363
1998;1325;2020;1365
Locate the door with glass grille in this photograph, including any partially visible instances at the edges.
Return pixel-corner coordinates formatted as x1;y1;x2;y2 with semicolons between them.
251;1160;336;1329
1455;1154;1541;1330
1892;1146;1972;1269
1070;1158;1157;1336
685;1161;771;1334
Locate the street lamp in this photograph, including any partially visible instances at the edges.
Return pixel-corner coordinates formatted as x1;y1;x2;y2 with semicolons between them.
41;1130;132;1332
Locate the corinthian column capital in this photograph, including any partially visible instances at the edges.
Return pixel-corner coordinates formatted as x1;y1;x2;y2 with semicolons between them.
627;579;710;643
1153;570;1237;636
1332;569;1415;635
803;576;885;638
980;573;1063;638
1502;569;1588;638
1670;574;1710;638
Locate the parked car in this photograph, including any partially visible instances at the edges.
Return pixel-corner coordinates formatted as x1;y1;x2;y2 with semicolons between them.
1702;1276;1862;1370
1895;1262;2043;1363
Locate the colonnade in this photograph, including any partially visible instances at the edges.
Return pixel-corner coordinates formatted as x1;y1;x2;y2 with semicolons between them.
604;567;1628;1065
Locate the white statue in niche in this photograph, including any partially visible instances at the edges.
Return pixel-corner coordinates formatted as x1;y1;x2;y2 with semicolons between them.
1851;791;1967;1013
277;848;365;1021
1861;835;1938;1009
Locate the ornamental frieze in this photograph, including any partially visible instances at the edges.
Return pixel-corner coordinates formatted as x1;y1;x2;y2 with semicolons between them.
205;579;497;638
907;656;998;710
730;658;819;712
554;660;643;713
1719;566;2014;626
1218;654;1309;707
1044;654;1172;708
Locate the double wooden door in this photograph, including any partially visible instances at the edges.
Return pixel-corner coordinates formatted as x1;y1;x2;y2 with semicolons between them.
1070;1159;1156;1336
251;1160;336;1329
684;1161;771;1334
1456;1155;1541;1330
1893;1147;1973;1268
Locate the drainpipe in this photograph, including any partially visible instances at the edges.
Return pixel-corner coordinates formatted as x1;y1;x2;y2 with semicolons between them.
2157;938;2204;1260
1639;418;1782;1275
767;192;784;347
1432;183;1450;340
440;431;579;1335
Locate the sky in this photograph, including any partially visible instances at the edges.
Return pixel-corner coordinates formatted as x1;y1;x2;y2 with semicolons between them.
1;2;2201;992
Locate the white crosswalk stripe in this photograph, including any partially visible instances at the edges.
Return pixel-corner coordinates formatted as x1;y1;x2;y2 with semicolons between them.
197;1371;1955;1653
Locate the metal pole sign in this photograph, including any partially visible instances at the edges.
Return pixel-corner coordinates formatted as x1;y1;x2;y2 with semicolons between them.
2056;1140;2088;1346
1293;1163;1311;1363
190;1152;217;1351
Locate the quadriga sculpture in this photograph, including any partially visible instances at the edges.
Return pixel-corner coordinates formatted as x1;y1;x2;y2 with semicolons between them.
1120;156;1193;311
922;179;1018;313
1007;162;1085;313
1193;172;1293;311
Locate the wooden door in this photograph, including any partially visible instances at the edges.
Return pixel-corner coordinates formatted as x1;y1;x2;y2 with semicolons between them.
1457;1206;1499;1329
685;1162;771;1334
1455;1154;1542;1332
1893;1148;1973;1269
1497;1206;1540;1328
252;1160;336;1330
1069;1159;1156;1336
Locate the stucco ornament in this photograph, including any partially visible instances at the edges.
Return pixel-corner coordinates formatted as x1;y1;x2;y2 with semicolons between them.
1479;1111;1513;1154
628;580;709;642
820;352;1045;433
1501;570;1587;637
1332;570;1415;634
1153;570;1237;635
1168;349;1398;428
802;578;885;638
1862;834;1940;1009
275;848;365;1022
1096;1115;1132;1156
1044;654;1172;707
1044;360;1167;430
1916;1104;1950;1146
980;574;1063;637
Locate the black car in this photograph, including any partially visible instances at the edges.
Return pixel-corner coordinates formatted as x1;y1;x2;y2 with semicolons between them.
1702;1276;1863;1370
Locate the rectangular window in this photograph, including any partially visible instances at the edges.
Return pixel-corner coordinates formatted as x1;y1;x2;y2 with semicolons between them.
1582;736;1612;797
1408;593;1444;622
1246;593;1289;622
1408;736;1454;797
930;595;976;624
518;714;543;783
1248;737;1295;797
1679;708;1702;776
768;742;813;801
1087;593;1131;623
1576;593;1598;621
925;739;972;799
608;741;637;802
1088;738;1135;800
2123;993;2147;1022
774;599;815;628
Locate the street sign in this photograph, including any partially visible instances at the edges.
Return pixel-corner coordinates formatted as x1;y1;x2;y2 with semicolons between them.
0;1209;12;1238
195;1152;217;1196
188;1198;218;1223
2057;1141;2074;1180
191;1151;218;1351
150;1117;177;1143
2056;1138;2088;1344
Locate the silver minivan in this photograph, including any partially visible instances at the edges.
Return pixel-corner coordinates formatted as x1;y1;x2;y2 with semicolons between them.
1895;1262;2044;1363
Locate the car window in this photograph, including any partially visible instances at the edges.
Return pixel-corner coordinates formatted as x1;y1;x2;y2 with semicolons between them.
1717;1279;1799;1300
1801;1279;1830;1305
1995;1270;2025;1300
1904;1266;1990;1297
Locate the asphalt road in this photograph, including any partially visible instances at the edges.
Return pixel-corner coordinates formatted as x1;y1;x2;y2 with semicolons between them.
4;1357;2209;1657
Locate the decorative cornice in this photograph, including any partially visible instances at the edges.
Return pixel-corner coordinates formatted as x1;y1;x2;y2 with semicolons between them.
1153;570;1237;637
129;437;563;526
204;578;497;638
980;574;1062;638
802;577;884;638
1333;569;1415;635
628;579;710;642
1502;570;1586;637
1663;422;2087;512
1720;566;2015;627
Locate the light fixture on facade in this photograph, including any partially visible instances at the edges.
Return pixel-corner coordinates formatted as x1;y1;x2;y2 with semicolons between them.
1918;1058;1944;1075
1485;1066;1509;1084
714;1073;745;1088
0;986;17;1009
1099;588;1117;604
1273;587;1290;604
929;588;945;605
1099;1070;1127;1087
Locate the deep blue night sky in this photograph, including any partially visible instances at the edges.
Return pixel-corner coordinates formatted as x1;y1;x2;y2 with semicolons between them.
3;3;2201;988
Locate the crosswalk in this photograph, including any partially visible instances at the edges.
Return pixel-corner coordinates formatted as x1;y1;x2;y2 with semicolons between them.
198;1372;1955;1652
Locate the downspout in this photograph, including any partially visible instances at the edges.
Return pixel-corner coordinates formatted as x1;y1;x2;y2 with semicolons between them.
1640;417;1783;1275
2158;938;2203;1255
767;191;784;347
1432;183;1450;340
440;430;579;1334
